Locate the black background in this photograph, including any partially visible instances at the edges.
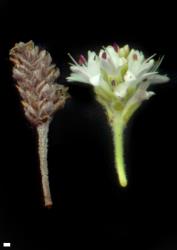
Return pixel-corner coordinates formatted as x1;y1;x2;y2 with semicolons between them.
0;1;177;249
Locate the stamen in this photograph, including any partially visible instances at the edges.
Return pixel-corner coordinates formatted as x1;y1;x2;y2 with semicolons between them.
133;53;138;60
143;78;148;82
111;80;116;86
102;52;107;59
113;42;119;52
78;54;86;65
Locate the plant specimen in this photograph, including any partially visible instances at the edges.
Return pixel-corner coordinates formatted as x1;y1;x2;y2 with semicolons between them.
10;41;69;207
67;43;169;187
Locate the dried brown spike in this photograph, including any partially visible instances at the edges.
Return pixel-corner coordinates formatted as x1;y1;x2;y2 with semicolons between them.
10;40;68;126
10;41;69;207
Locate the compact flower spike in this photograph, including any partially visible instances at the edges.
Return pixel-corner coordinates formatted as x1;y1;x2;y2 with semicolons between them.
10;41;69;207
67;43;170;187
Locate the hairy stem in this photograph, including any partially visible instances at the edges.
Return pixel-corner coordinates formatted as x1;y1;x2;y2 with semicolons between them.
112;116;128;187
37;121;52;208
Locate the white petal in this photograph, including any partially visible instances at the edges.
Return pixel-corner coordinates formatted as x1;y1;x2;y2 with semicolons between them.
145;91;155;99
115;81;132;98
87;52;101;76
136;59;155;76
122;88;153;120
128;49;144;68
89;74;101;86
87;51;97;68
99;46;127;76
106;46;123;68
124;70;136;82
148;74;170;84
99;57;115;75
66;73;89;83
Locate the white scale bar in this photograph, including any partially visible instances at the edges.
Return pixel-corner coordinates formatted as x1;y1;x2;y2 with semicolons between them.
3;242;11;247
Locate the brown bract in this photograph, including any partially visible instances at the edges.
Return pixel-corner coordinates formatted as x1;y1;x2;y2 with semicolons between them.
10;40;68;126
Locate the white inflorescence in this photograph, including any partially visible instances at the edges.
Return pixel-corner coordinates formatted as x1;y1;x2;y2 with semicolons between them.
67;43;170;188
67;43;169;122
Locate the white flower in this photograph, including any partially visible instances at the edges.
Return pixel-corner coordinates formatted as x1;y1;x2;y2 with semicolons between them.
67;44;169;122
67;51;102;86
66;43;170;188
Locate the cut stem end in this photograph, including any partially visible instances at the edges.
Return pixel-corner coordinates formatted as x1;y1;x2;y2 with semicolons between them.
37;121;53;208
112;116;128;188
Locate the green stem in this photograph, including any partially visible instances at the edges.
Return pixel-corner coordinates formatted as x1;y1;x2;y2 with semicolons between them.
112;116;128;187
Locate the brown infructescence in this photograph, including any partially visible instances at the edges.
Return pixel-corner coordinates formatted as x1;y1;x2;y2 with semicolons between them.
10;40;69;208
